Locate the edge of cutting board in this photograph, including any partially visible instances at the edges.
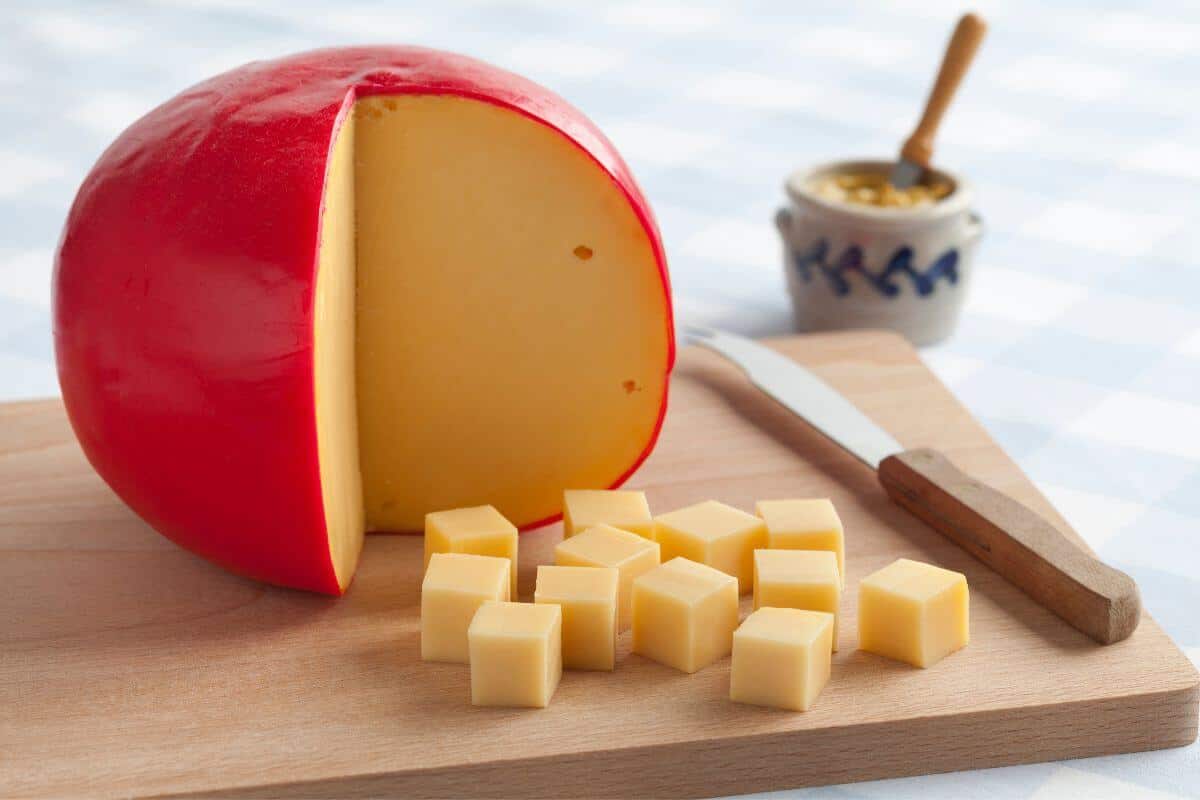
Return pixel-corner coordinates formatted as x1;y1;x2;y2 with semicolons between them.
176;686;1198;798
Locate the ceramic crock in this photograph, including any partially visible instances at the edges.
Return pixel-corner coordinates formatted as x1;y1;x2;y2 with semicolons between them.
776;158;983;347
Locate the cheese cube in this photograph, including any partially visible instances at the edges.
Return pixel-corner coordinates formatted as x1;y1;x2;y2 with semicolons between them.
730;607;833;712
631;557;739;673
858;558;969;668
534;565;619;671
654;500;766;593
468;601;562;708
563;489;655;540
425;505;518;596
756;499;845;588
753;549;841;651
421;553;511;663
555;523;660;630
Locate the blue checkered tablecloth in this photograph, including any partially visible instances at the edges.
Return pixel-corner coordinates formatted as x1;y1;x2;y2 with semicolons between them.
2;1;1197;797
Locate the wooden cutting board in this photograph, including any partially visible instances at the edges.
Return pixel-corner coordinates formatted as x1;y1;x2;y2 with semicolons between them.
1;331;1196;799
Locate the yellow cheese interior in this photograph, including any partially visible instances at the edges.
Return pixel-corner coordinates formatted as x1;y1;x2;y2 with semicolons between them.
631;557;739;674
655;500;766;594
353;94;668;533
562;489;656;540
424;505;519;595
468;601;562;708
534;565;619;671
756;499;845;587
313;109;365;590
555;523;660;630
313;92;670;584
730;607;832;712
752;549;841;651
857;558;969;668
420;553;511;663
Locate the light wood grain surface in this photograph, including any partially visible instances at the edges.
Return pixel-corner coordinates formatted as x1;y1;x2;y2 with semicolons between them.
0;331;1195;799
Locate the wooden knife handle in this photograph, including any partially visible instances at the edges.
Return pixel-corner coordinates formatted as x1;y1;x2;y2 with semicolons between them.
878;448;1140;644
900;12;987;167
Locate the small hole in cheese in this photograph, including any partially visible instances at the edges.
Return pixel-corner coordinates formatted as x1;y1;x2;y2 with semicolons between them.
622;379;640;394
573;245;594;260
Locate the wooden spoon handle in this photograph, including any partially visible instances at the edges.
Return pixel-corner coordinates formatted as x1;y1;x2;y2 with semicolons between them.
900;12;988;167
878;448;1140;644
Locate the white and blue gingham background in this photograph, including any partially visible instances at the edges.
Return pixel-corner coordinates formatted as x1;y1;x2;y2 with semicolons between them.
1;1;1197;797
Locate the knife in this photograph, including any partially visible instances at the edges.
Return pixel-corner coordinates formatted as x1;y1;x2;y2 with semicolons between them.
684;325;1140;645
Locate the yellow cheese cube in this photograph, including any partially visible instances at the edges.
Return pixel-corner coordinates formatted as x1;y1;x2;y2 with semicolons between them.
468;601;562;708
421;553;511;663
756;499;845;588
534;565;619;671
753;549;841;651
654;500;766;593
425;505;519;596
730;607;833;712
555;523;660;630
562;489;655;540
858;558;969;668
631;557;739;674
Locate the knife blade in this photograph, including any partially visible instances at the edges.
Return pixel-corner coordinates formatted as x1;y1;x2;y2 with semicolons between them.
684;326;900;468
683;325;1141;645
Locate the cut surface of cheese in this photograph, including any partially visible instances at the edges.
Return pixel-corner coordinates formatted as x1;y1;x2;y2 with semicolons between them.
756;499;845;588
562;489;655;540
655;500;766;594
421;553;511;663
424;505;518;595
753;549;841;651
469;601;562;708
858;558;969;668
631;556;739;674
555;523;660;630
335;94;669;534
730;607;833;712
314;109;365;591
534;565;619;671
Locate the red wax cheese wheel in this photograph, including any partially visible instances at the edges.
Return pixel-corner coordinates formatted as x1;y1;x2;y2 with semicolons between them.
53;46;674;595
